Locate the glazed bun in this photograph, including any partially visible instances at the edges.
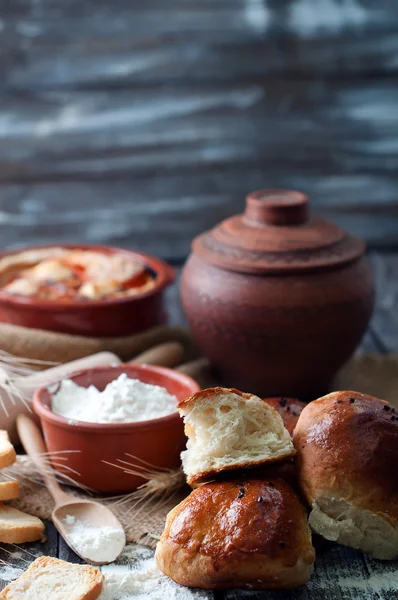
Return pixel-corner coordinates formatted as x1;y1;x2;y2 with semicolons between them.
155;478;315;590
293;391;398;560
264;397;306;435
178;387;295;485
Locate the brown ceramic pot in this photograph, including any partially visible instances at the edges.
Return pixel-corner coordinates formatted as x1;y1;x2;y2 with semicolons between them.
180;190;375;399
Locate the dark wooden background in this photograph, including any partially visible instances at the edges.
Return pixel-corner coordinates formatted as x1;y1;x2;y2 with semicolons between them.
2;0;398;261
1;1;398;597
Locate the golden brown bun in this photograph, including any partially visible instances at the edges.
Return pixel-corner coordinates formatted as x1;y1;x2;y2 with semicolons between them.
293;391;398;559
155;478;315;590
264;397;306;436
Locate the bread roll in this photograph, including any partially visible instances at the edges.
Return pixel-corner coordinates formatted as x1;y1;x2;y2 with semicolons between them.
264;397;306;435
293;390;398;560
155;478;315;590
178;387;294;485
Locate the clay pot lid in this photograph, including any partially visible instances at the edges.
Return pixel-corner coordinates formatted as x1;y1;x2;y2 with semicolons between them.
193;189;366;274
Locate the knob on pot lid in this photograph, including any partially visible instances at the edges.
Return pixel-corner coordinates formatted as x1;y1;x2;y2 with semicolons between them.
192;189;366;274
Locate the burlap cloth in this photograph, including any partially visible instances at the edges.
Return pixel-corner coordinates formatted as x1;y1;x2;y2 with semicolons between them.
1;321;397;548
0;323;199;364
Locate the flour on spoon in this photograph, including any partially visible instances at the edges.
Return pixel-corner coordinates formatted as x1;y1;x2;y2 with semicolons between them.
65;515;125;563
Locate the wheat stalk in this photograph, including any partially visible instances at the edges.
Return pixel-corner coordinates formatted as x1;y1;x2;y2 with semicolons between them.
0;350;57;416
103;455;186;516
2;453;93;494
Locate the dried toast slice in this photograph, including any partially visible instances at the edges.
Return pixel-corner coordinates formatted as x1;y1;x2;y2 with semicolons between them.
0;504;44;544
0;482;19;502
0;556;104;599
0;431;16;469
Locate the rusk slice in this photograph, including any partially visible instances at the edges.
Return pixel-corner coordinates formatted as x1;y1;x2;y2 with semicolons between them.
0;504;44;544
0;431;16;468
0;556;104;600
0;481;19;502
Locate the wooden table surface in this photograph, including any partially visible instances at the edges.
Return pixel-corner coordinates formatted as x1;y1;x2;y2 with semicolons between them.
0;251;397;598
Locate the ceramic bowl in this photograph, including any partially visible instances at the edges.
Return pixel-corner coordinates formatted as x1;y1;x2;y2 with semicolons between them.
0;244;174;337
33;364;199;494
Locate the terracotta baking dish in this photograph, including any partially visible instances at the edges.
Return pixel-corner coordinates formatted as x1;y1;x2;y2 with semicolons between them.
33;364;199;494
0;244;174;337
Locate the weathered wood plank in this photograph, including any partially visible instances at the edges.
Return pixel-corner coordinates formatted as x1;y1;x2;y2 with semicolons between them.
0;521;58;590
3;81;398;182
0;177;396;258
4;0;398;90
1;78;398;251
224;545;398;599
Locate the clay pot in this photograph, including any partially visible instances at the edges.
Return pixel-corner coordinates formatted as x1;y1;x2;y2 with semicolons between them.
180;190;374;399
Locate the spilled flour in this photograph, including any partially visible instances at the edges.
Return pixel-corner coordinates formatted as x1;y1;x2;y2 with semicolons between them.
99;546;207;600
338;573;397;594
0;566;24;581
0;546;207;600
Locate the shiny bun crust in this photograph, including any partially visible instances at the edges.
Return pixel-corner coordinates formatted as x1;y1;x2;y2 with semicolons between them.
155;478;315;590
293;391;398;559
263;397;306;436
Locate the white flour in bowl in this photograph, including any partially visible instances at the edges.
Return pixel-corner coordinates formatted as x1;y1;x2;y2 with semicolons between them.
50;373;179;424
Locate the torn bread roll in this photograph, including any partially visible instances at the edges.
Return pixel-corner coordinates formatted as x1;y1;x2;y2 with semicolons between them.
0;556;104;600
293;390;398;560
156;478;315;590
178;387;294;485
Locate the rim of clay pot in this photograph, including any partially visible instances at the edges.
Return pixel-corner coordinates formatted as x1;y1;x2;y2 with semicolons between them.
0;243;175;309
33;364;199;433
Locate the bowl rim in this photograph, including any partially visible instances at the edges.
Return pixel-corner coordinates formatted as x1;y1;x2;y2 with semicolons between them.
0;243;175;309
33;363;199;432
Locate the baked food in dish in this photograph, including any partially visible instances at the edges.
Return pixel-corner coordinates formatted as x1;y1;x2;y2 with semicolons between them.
293;390;398;560
155;478;315;590
0;556;104;599
264;397;306;435
178;387;294;485
0;247;155;302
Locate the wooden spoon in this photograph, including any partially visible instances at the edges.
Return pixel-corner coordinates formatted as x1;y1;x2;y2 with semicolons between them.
17;414;126;565
128;341;185;368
